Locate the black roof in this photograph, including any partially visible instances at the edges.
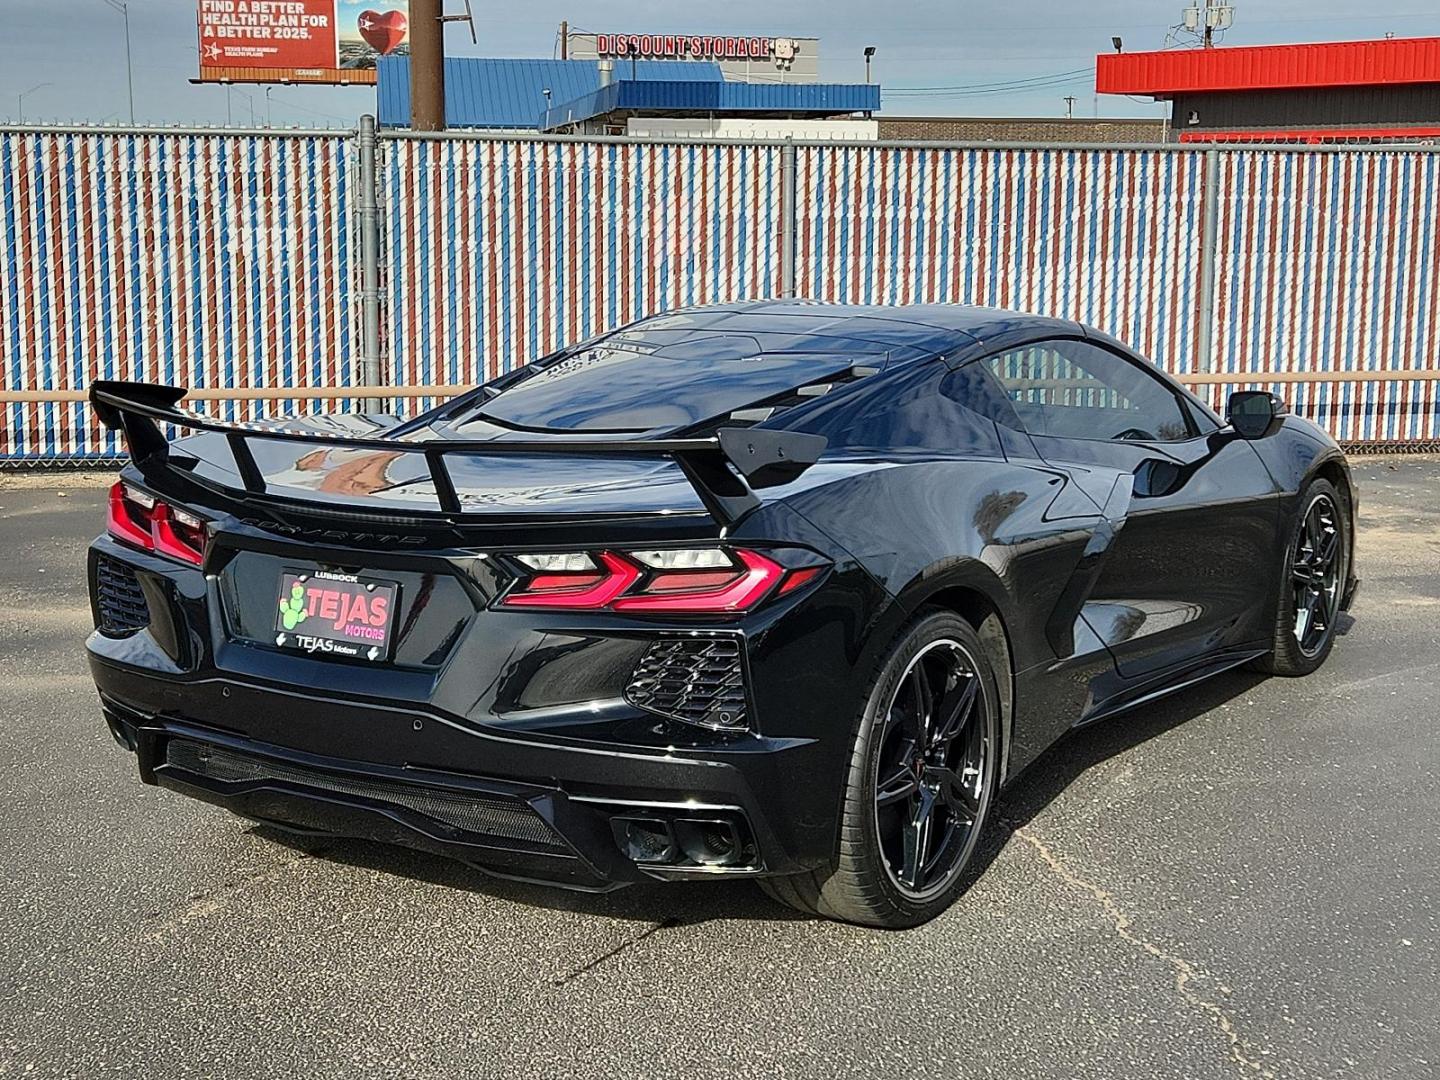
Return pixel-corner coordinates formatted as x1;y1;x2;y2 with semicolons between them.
623;300;1083;363
454;302;1087;434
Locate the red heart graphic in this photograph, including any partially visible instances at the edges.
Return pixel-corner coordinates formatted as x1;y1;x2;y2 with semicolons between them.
358;9;409;55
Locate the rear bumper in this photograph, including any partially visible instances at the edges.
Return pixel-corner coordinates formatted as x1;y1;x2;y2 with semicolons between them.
91;653;827;890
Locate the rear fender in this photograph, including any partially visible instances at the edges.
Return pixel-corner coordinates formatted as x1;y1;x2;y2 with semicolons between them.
779;458;1130;779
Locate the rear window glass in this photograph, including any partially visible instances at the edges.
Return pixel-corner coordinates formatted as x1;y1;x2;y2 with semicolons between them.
470;344;861;433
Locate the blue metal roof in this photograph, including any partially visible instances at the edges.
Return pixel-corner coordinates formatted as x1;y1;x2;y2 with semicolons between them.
377;57;725;128
541;79;880;130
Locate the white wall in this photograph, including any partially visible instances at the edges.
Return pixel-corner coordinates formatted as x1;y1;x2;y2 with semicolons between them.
624;117;878;141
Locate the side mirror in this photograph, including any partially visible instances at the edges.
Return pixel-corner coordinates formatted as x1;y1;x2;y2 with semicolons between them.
1226;390;1286;440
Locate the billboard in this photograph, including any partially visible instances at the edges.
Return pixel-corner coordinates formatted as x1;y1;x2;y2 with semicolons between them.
196;0;410;85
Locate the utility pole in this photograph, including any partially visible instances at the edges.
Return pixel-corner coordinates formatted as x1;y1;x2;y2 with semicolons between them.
1183;1;1234;49
358;115;384;411
559;20;568;60
1064;95;1076;120
99;0;136;123
18;83;51;123
409;0;446;131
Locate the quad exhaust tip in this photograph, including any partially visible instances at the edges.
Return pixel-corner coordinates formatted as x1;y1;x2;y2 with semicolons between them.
611;815;752;869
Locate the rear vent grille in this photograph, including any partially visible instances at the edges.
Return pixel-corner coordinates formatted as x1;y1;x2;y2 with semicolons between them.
95;554;150;634
715;364;881;429
163;739;567;851
626;636;749;729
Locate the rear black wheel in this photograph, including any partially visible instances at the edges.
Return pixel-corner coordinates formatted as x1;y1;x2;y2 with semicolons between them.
760;610;1001;928
1251;478;1348;676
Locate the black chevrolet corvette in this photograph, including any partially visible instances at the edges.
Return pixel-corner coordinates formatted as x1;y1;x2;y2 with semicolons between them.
86;302;1357;928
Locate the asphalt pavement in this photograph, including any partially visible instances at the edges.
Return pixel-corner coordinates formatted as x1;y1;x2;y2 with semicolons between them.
0;459;1436;1080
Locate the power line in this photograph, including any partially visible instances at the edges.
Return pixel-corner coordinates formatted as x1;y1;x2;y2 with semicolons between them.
885;66;1095;94
889;79;1095;98
264;94;356;124
886;81;1096;99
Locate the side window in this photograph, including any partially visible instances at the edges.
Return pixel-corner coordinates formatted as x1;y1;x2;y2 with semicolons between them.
939;363;1026;432
983;339;1193;442
775;365;1002;456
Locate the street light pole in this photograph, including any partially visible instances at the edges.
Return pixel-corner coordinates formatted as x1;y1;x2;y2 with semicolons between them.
17;83;52;123
99;0;136;123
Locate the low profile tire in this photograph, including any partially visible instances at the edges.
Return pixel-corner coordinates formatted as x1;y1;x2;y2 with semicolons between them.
760;610;1001;929
1250;477;1349;676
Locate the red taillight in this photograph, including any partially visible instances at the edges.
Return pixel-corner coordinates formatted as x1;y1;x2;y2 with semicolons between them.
612;549;785;613
106;483;152;549
152;503;206;565
500;548;824;614
501;551;641;609
106;482;206;567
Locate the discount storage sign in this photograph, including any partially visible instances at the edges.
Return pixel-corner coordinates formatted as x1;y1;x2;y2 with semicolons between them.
196;0;409;85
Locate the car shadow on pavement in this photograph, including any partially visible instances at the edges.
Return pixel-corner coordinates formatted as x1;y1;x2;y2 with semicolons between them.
248;824;810;927
250;666;1270;929
963;666;1270;891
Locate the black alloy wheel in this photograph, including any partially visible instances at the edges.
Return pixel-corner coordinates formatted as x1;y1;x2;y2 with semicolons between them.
1291;493;1342;658
759;610;1000;928
873;640;987;900
1252;477;1349;676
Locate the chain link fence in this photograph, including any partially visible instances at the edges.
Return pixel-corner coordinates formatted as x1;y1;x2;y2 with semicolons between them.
4;122;1438;463
2;127;357;464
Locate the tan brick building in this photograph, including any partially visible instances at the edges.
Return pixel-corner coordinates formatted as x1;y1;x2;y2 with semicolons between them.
876;116;1165;144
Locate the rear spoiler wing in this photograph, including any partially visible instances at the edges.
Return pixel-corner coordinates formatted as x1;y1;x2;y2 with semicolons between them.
89;380;826;526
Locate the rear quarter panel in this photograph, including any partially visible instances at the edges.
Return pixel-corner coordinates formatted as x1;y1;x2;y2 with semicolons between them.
770;455;1118;776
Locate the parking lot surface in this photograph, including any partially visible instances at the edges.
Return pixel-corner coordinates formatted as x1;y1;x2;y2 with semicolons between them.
1;459;1436;1080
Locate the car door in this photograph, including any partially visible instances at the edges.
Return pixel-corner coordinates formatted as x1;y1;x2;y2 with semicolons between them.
978;336;1281;680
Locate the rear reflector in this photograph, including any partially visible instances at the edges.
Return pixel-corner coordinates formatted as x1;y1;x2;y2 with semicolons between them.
777;566;824;595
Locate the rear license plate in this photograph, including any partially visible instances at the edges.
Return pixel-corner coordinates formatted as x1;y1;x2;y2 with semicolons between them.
273;570;399;662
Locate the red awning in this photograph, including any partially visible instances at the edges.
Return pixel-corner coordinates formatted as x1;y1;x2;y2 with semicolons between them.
1097;37;1440;97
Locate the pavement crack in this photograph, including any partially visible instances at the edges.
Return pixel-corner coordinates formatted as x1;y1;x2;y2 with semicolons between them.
1012;824;1285;1080
551;918;679;988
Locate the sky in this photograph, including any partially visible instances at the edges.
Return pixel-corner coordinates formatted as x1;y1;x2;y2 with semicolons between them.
2;0;1438;128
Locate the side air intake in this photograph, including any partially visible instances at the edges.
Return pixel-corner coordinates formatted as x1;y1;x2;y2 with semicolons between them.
95;554;150;634
625;635;750;730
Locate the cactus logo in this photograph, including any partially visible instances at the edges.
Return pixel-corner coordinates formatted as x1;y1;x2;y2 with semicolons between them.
278;583;309;630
